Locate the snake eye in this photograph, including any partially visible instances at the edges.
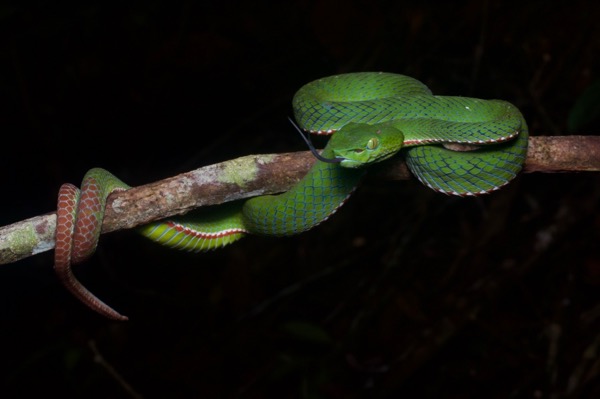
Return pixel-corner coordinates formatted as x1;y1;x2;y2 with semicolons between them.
366;137;379;150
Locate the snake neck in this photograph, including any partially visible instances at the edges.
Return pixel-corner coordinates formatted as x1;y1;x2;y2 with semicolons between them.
241;148;365;236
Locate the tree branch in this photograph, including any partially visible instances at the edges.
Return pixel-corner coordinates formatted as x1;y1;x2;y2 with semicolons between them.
1;135;599;265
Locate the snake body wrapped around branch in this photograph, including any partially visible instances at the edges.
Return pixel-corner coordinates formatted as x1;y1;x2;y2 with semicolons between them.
54;72;528;320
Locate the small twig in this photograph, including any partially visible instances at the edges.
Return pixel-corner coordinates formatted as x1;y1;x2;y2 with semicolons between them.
567;333;600;395
88;340;144;399
0;136;598;265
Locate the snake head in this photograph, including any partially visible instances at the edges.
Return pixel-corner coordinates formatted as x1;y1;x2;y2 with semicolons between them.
328;122;405;169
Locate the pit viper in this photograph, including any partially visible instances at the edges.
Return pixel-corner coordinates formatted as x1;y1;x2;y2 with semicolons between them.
54;72;528;320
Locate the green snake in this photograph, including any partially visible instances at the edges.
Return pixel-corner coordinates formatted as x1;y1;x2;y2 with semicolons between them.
54;72;528;320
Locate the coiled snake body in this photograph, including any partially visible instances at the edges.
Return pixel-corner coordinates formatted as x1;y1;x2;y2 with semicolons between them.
54;72;528;320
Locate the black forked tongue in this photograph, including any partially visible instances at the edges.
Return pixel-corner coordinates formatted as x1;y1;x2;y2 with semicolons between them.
288;117;342;164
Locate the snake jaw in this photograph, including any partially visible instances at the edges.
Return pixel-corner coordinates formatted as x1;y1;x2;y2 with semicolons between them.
334;147;400;168
336;156;362;169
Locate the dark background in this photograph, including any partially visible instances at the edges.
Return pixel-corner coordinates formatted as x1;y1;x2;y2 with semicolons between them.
1;0;599;398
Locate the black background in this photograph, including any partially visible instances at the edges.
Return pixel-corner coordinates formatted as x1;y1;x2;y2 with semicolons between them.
1;0;599;398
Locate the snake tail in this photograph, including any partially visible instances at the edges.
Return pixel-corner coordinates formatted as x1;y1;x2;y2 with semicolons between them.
55;169;131;320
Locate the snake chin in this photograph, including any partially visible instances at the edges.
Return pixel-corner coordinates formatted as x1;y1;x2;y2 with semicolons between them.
337;157;363;169
336;151;398;169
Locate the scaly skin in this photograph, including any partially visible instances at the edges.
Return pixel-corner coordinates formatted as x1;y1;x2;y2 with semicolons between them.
54;72;528;320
